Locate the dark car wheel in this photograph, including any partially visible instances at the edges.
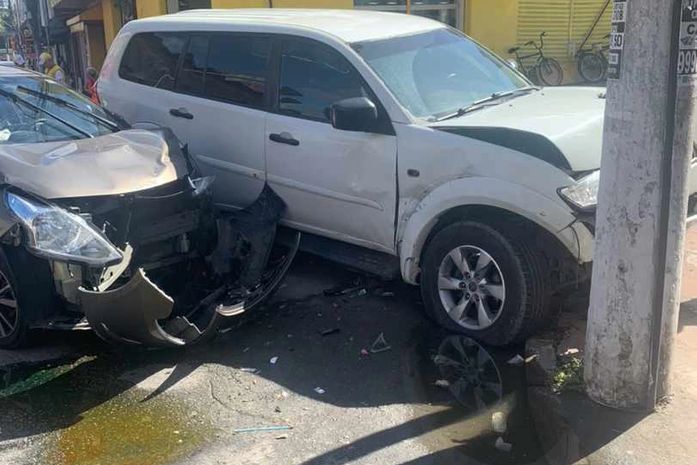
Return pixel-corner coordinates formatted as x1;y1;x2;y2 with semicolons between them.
0;247;55;349
0;248;28;349
420;221;550;346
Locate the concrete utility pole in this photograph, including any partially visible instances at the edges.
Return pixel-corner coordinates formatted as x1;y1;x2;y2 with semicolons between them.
584;0;696;411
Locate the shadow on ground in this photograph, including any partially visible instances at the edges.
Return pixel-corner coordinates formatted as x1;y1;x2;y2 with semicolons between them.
0;254;649;465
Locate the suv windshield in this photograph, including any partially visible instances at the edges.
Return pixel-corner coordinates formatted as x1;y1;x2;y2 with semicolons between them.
352;29;530;120
0;74;117;144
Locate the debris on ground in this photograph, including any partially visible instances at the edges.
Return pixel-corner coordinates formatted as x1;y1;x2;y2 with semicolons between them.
323;284;363;296
370;332;392;353
233;425;292;434
434;379;450;388
314;387;326;395
356;289;367;297
319;328;341;337
275;434;288;440
494;436;512;452
240;367;260;374
378;291;395;297
270;356;279;365
360;349;370;357
491;412;507;433
506;355;525;365
274;406;282;413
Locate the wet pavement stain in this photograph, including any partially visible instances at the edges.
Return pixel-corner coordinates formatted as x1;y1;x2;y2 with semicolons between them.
47;391;209;465
407;328;546;464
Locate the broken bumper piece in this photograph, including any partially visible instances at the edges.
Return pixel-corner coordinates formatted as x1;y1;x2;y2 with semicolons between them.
78;269;185;347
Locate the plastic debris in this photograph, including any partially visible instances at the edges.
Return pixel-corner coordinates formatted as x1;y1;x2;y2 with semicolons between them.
314;387;326;395
379;291;395;297
240;367;259;374
491;412;507;433
370;332;392;353
356;289;368;296
270;356;279;365
320;328;341;336
281;390;289;398
275;434;288;440
274;406;282;413
494;437;512;453
434;379;450;388
507;355;525;365
234;425;292;434
525;354;538;363
360;349;370;357
563;348;580;356
242;347;250;353
323;285;362;296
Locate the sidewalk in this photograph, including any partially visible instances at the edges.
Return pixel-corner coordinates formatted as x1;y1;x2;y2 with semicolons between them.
528;226;697;465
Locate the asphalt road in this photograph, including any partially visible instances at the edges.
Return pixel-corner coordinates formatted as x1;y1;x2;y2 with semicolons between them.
0;253;543;465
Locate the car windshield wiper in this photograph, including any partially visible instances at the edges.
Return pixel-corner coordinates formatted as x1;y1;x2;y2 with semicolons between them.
432;86;540;122
0;87;93;138
16;85;120;131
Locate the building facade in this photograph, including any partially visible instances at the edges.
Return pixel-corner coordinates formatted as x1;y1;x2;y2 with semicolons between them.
32;0;615;88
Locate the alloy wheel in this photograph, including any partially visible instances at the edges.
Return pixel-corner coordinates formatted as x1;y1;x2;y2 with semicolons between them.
0;270;18;338
437;245;505;331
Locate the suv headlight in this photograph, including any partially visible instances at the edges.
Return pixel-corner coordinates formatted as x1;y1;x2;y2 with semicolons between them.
559;170;600;211
6;192;122;267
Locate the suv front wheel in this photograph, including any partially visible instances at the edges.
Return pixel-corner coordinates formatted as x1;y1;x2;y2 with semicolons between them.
420;221;549;346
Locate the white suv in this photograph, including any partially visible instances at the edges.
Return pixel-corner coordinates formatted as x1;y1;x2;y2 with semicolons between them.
98;9;605;345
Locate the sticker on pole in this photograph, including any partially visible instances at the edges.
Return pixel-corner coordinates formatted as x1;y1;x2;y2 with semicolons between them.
679;0;697;87
607;0;627;80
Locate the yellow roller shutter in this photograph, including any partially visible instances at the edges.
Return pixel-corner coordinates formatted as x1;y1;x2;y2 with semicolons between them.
517;0;572;61
570;0;613;53
516;0;613;80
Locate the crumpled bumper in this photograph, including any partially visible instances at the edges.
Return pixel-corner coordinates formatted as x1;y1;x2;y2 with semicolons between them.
78;269;186;347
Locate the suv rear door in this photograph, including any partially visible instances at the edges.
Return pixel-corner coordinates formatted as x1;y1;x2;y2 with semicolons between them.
264;37;398;253
104;31;270;209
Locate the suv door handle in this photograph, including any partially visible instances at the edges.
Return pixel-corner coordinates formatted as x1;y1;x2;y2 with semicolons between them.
169;108;194;120
269;132;300;146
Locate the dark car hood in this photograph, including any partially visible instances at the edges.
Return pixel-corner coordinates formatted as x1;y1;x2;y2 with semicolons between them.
431;86;606;172
0;129;180;199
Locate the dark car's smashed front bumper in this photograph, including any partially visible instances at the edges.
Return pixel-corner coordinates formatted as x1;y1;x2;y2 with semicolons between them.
63;182;296;347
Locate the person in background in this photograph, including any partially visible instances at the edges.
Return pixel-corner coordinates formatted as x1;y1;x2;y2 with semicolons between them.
12;52;25;68
84;67;99;104
38;52;65;83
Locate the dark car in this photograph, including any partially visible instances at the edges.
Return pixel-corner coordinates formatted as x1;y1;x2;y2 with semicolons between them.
0;67;296;348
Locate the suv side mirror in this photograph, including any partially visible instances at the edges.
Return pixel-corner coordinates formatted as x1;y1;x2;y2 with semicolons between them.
330;97;379;132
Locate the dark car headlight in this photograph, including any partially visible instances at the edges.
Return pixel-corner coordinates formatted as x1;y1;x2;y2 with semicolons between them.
6;192;122;267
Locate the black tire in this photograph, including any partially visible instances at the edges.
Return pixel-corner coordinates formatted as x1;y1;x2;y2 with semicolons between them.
578;52;607;83
537;57;564;86
420;221;550;346
0;247;55;349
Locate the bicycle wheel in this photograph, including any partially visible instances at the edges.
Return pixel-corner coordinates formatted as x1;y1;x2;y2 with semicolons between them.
578;52;607;83
537;57;564;86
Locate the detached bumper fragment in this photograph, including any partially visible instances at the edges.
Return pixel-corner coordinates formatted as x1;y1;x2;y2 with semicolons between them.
78;269;185;347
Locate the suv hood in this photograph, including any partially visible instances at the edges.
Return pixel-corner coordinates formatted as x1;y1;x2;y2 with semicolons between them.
0;129;181;199
431;87;606;172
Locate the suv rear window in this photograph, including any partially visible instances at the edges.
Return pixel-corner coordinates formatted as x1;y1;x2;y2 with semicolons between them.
204;35;270;108
119;32;186;90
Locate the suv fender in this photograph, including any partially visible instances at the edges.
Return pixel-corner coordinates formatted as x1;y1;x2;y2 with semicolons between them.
397;177;594;284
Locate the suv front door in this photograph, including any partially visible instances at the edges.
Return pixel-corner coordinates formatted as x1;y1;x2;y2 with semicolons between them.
265;37;398;253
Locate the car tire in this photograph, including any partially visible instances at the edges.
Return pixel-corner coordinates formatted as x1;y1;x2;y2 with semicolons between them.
0;247;54;349
420;221;549;346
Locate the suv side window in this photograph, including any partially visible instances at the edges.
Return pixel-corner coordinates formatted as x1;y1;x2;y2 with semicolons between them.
119;32;186;90
278;38;369;122
177;34;208;96
204;34;271;108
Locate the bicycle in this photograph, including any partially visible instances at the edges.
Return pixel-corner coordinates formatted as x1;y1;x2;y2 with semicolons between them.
508;32;564;86
576;33;610;83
